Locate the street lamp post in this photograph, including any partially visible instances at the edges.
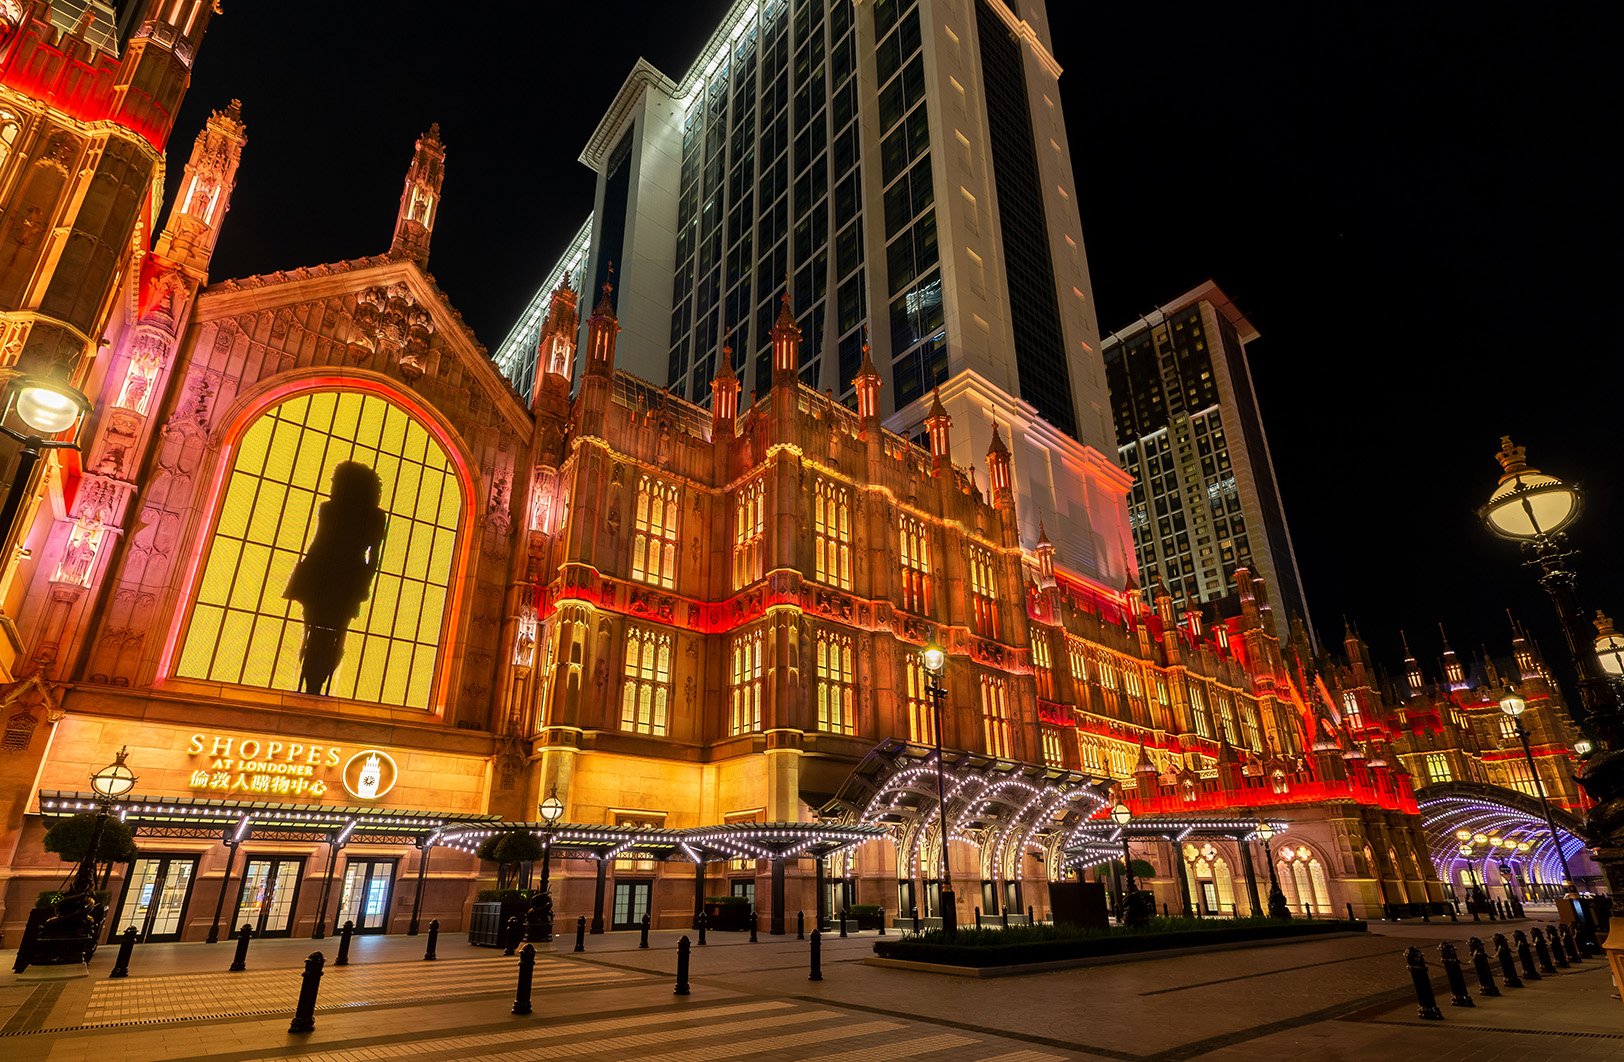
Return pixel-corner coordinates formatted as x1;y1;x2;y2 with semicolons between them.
1257;823;1292;920
1478;439;1623;959
1499;690;1578;894
536;787;564;943
922;640;956;937
0;372;93;548
1111;803;1148;927
34;747;137;964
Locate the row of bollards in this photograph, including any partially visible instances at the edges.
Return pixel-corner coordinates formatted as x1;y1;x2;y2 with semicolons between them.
1405;923;1595;1021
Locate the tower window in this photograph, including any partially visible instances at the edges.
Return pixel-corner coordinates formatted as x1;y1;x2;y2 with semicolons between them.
898;512;931;613
729;629;764;735
632;475;681;588
980;674;1013;759
815;629;855;734
813;478;852;589
620;625;673;736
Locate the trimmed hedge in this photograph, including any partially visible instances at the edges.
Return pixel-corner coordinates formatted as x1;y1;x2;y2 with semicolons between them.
872;916;1364;968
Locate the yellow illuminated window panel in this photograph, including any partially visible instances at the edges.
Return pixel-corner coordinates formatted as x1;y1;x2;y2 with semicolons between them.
175;391;462;709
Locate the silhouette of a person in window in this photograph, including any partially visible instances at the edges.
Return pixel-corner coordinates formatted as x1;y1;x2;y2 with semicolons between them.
283;461;388;695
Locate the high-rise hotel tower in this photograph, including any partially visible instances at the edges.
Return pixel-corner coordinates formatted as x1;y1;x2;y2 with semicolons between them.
495;0;1132;589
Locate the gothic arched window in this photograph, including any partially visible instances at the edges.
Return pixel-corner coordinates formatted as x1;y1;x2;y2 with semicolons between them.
175;389;464;709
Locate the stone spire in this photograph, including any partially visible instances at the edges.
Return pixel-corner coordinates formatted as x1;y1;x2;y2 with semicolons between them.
770;291;801;388
390;123;446;264
986;423;1013;508
924;389;952;477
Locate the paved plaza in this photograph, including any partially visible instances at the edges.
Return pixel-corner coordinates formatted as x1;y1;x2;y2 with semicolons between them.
2;919;1619;1061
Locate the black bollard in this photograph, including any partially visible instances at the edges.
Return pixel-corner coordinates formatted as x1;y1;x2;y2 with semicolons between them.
424;918;440;960
1559;923;1582;964
809;929;823;982
503;915;520;957
229;924;252;972
335;920;354;967
910;905;919;934
797;910;805;940
974;906;982;928
1001;907;1009;929
1028;904;1035;924
1438;942;1475;1007
1492;933;1523;988
839;908;848;938
512;944;535;1016
640;911;651;949
288;951;325;1034
109;927;137;979
1539;935;1565;974
1405;947;1444;1020
674;935;691;996
750;909;758;943
574;915;586;953
1533;927;1561;971
1467;937;1501;997
1513;930;1541;980
697;910;707;946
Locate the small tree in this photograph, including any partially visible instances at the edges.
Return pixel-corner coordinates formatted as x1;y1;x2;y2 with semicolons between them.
43;814;137;889
479;832;544;891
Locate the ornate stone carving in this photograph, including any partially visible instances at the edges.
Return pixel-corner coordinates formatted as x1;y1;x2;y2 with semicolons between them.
351;281;435;376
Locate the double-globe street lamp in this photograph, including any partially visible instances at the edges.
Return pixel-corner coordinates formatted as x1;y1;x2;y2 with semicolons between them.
1478;438;1619;950
1256;822;1292;920
922;639;956;936
1;372;93;546
1498;689;1579;895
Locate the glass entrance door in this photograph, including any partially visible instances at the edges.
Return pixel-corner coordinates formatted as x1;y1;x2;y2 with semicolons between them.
335;859;395;933
235;857;304;937
116;856;198;942
612;880;651;929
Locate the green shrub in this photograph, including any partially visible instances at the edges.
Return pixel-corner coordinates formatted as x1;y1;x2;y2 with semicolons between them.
43;815;137;865
36;888;110;910
874;916;1364;967
705;895;749;906
476;888;533;903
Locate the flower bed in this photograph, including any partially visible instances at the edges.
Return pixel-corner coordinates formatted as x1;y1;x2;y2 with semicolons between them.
871;916;1363;968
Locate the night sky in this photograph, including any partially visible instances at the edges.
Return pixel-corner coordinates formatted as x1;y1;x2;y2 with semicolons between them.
164;3;1619;695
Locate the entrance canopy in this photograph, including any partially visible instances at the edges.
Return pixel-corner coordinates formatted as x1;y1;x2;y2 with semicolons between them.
38;791;501;846
1416;782;1592;886
820;738;1113;881
1064;814;1287;870
433;821;887;863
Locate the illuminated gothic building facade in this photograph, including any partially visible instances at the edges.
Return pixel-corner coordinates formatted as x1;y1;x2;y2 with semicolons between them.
0;3;1456;945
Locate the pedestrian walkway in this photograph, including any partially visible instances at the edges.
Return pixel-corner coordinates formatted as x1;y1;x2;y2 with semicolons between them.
2;921;1618;1060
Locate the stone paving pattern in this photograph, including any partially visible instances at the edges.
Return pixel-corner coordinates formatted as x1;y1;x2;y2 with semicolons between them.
1;918;1619;1060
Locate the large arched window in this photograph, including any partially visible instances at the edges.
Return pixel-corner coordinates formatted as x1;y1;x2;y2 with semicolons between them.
0;110;19;173
175;390;464;709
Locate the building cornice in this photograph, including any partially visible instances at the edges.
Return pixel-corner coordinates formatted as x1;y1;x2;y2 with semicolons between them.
578;59;678;170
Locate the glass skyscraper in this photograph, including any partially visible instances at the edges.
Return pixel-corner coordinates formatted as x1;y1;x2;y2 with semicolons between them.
495;0;1132;590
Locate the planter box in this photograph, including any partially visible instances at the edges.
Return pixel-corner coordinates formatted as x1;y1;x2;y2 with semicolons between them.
468;901;531;948
703;902;751;932
871;919;1363;968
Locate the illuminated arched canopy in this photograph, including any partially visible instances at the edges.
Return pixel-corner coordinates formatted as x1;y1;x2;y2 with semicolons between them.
1417;783;1591;887
821;738;1112;880
176;389;464;709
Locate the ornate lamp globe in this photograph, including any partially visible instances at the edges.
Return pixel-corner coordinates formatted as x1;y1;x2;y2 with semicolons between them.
1489;835;1504;848
1479;437;1581;541
1595;612;1624;680
90;746;137;800
1473;832;1489;845
1110;802;1131;827
922;640;946;676
6;374;91;437
1576;737;1595;757
1456;828;1474;842
538;786;564;825
1257;822;1275;842
1498;690;1527;717
1459;843;1475;857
